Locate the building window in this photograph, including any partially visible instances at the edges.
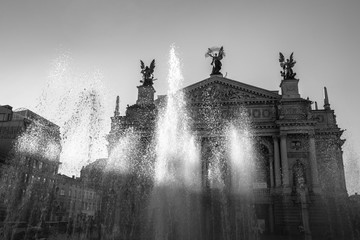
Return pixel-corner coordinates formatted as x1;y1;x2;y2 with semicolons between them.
0;113;6;121
27;157;32;167
60;189;65;196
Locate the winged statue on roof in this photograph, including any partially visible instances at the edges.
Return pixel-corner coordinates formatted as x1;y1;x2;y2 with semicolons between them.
140;59;156;86
279;52;297;80
205;46;225;75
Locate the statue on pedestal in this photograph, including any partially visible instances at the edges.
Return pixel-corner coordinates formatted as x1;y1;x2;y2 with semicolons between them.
140;59;155;86
279;52;297;80
293;159;306;189
206;46;225;75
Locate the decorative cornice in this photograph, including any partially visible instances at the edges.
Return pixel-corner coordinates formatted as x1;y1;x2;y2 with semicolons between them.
187;99;279;107
279;132;287;137
183;76;281;100
272;135;279;140
276;120;317;127
315;129;344;136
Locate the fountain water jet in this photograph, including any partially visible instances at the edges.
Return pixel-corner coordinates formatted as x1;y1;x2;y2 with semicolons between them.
36;54;109;176
0;48;261;240
226;121;258;240
148;45;202;240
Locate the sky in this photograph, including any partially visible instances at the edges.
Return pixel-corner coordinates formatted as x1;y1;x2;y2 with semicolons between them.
1;0;360;192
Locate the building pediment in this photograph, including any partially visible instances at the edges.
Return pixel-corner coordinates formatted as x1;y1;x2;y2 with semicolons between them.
183;76;280;103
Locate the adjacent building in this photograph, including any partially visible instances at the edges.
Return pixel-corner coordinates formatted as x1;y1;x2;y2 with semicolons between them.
1;105;104;236
0;106;61;231
53;174;101;222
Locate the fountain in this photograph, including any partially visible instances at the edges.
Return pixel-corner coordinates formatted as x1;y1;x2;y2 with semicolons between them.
148;46;201;240
0;55;109;239
98;46;258;240
0;46;259;240
2;45;355;240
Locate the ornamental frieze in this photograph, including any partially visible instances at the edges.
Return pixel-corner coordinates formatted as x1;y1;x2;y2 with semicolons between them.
278;105;309;120
247;107;276;120
189;106;276;123
313;114;325;123
287;134;309;149
187;83;260;103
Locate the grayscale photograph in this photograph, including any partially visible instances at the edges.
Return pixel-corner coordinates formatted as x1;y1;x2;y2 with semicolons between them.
0;1;359;239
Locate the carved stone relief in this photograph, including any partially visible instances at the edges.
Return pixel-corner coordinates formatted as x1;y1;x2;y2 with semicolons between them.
188;83;260;103
313;114;325;123
247;108;275;120
287;134;309;152
279;105;308;120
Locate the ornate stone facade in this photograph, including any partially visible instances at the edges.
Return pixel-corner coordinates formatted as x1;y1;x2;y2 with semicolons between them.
108;75;352;239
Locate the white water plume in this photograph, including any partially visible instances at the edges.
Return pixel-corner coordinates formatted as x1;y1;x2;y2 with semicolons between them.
106;129;140;174
207;147;226;190
15;121;61;162
227;123;254;194
343;135;360;195
150;45;201;240
154;45;200;189
35;54;109;176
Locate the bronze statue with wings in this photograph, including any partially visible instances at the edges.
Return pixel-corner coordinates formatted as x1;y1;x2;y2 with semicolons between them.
205;46;225;75
279;52;296;80
140;59;155;86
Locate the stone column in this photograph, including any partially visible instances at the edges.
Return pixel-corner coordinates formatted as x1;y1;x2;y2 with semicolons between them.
269;156;274;188
273;136;281;187
300;189;312;240
269;204;274;233
280;133;290;187
309;133;320;191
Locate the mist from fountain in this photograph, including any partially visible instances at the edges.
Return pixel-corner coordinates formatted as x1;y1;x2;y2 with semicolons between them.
0;54;111;239
35;54;109;176
144;46;258;240
106;128;141;174
343;134;360;195
226;121;258;240
15;120;61;162
0;118;62;240
0;46;260;240
227;117;254;196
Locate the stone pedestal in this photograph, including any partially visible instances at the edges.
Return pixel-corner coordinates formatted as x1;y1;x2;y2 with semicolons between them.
136;85;155;105
210;73;223;78
280;79;300;99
